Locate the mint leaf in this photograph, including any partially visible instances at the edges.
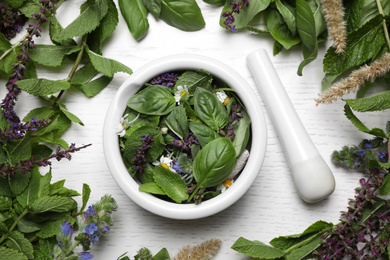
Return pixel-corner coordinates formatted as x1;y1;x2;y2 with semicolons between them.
0;33;11;51
0;247;28;260
323;15;385;75
344;91;390;112
30;196;75;213
379;174;390;195
86;46;132;77
286;234;322;260
28;45;81;67
23;106;54;122
75;75;112;97
36;215;75;238
139;182;166;195
6;0;25;8
16;218;41;233
49;16;77;46
0;175;13;197
9;132;31;164
232;237;285;259
58;103;84;126
17;167;41;207
49;180;80;197
0;50;16;74
8;171;31;196
16;79;71;96
80;183;91;213
19;1;43;18
296;0;318;76
6;231;34;259
344;104;388;138
87;0;119;53
71;62;98;85
59;0;109;41
153;165;189;203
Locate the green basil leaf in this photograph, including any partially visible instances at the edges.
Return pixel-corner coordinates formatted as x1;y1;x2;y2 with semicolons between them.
87;0;119;53
232;109;251;157
0;246;28;260
308;0;326;36
189;121;219;147
164;105;188;139
275;0;296;36
28;45;81;67
246;25;270;34
16;78;71;96
80;183;91;213
119;0;149;41
232;237;286;259
153;165;189;203
193;137;236;188
202;0;224;6
86;45;132;77
143;0;162;19
296;0;318;76
30;196;75;213
175;70;212;94
59;0;109;41
6;0;25;8
123;107;160;129
139;182;166;195
219;0;271;29
343;104;388;138
127;85;176;115
379;173;390;195
344;91;390;112
6;231;34;259
323;15;385;75
270;220;333;250
152;248;171;260
266;9;301;50
160;0;205;31
194;87;229;131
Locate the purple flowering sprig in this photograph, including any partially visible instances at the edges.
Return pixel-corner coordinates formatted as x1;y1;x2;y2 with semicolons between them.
171;132;199;153
0;2;27;40
54;195;118;260
0;117;51;142
221;0;250;32
150;72;179;87
0;143;92;177
132;134;154;174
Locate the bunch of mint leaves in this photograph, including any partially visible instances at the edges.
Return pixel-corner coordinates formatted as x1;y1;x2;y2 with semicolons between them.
0;0;130;258
119;70;251;204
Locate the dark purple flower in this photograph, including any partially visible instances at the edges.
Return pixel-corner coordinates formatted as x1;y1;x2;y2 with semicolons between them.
150;73;179;87
131;134;154;173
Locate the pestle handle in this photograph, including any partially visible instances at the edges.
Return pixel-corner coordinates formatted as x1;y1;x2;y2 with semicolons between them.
246;49;335;203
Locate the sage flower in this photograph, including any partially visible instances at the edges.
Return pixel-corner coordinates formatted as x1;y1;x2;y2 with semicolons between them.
174;85;189;105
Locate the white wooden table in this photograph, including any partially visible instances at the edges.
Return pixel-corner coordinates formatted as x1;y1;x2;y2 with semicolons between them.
6;0;387;258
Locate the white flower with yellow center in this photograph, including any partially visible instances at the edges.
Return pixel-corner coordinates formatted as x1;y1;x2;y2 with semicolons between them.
216;90;230;106
217;179;234;193
174;85;189;105
115;113;139;137
153;155;174;171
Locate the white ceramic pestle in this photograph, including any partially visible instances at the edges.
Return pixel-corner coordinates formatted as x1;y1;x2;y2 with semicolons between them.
246;48;335;203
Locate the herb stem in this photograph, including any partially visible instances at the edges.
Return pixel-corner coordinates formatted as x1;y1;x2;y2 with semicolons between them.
55;240;81;260
375;0;390;50
187;186;200;202
0;208;29;244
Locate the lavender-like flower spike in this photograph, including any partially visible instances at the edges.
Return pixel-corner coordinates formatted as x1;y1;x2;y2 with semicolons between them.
0;143;92;177
0;3;27;40
221;0;249;32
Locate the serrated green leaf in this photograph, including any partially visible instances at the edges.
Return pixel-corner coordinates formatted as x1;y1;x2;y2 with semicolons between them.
379;174;390;195
0;49;17;74
28;45;81;67
123;125;158;165
57;103;84;126
0;33;11;51
0;175;13;197
139;182;166;195
9;132;31;164
75;75;112;97
344;91;390;112
71;62;98;85
0;196;12;211
119;0;149;41
344;104;388;138
19;0;42;18
146;133;165;162
86;46;132;77
80;183;91;213
49;16;77;46
296;0;318;76
0;247;28;260
6;231;34;259
232;237;285;259
8;171;31;196
0;221;8;233
23;106;54;122
286;234;322;260
87;0;119;53
324;15;385;75
16;218;41;233
36;215;75;238
59;0;109;41
16;78;71;96
345;0;390;31
6;0;25;8
153;165;188;203
30;196;75;213
17;167;41;207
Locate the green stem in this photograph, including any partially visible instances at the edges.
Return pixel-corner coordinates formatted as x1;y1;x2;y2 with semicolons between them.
55;241;81;260
0;208;29;244
376;0;390;50
187;186;200;202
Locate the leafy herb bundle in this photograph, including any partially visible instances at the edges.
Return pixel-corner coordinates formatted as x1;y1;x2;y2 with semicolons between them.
118;70;251;204
0;0;130;258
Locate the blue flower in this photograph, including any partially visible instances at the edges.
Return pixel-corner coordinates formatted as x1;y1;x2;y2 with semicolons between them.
356;150;365;157
79;251;94;260
82;223;99;235
378;151;388;163
364;143;372;149
86;206;96;216
103;225;110;232
89;233;100;243
60;221;73;236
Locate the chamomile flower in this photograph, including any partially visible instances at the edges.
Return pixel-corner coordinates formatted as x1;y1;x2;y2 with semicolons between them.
153;155;174;171
217;179;234;193
174;85;189;105
115;113;139;137
215;90;230;106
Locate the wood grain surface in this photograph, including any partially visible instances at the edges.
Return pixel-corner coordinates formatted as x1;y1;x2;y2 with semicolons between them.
2;1;387;259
